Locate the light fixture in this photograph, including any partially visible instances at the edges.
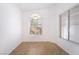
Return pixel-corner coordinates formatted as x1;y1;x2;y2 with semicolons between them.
31;13;40;20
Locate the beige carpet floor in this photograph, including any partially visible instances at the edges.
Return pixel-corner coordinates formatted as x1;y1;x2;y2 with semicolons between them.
10;42;69;55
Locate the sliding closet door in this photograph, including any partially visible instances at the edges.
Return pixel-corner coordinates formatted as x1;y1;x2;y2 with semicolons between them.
60;11;69;40
70;5;79;44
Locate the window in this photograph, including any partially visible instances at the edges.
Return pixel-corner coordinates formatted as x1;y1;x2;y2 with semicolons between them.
60;4;79;44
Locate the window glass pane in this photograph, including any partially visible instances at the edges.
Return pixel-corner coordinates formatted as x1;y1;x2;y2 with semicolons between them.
60;11;69;40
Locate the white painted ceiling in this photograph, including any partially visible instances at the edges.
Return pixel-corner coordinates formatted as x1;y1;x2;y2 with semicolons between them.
16;3;56;11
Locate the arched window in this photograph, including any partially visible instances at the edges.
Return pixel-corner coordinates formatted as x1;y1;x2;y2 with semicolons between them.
30;14;42;35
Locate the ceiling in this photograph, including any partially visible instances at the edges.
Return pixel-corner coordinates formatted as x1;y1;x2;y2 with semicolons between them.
16;3;56;11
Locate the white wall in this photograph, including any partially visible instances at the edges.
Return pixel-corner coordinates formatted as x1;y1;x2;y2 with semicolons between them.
0;3;22;54
54;3;79;55
22;7;57;42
